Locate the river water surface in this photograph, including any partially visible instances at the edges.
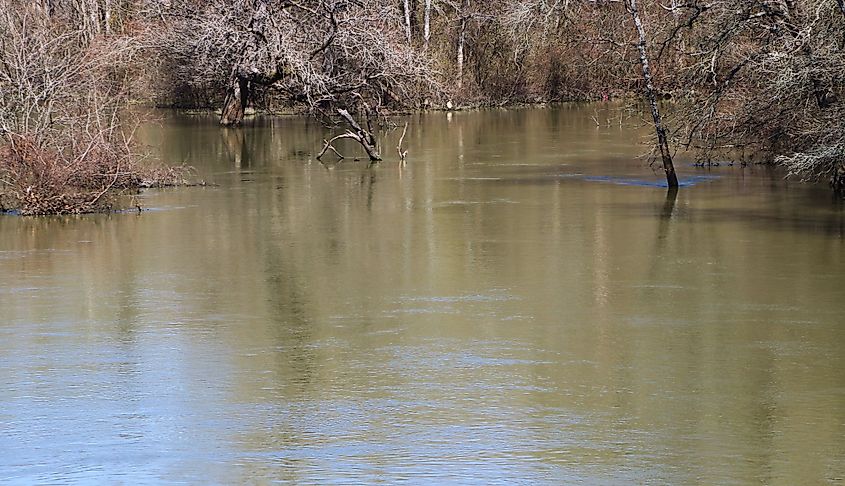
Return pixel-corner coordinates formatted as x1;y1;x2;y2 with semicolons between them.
2;106;845;484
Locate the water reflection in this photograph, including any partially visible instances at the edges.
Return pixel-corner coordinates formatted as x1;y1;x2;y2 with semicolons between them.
1;107;844;484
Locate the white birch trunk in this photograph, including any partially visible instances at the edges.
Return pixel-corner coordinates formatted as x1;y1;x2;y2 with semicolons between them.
457;19;465;89
104;0;112;34
403;0;412;44
424;0;431;49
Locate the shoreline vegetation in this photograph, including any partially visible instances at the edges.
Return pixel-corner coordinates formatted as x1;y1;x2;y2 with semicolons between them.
2;0;844;215
0;132;195;216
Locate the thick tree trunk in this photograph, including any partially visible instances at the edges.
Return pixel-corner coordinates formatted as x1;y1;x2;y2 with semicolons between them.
220;75;250;126
424;0;431;49
627;0;678;188
219;0;268;126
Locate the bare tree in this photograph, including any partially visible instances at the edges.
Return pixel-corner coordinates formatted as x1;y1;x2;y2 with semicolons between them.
317;109;383;161
457;14;466;89
424;0;432;48
448;0;472;91
403;0;413;44
0;1;189;214
156;0;440;126
626;0;678;188
660;0;845;194
5;0;840;198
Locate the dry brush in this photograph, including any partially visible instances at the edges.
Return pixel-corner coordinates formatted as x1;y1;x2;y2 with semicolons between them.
0;1;191;215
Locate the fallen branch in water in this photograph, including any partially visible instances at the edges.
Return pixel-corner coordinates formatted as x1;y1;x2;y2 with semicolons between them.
316;109;382;162
317;133;365;160
318;138;347;160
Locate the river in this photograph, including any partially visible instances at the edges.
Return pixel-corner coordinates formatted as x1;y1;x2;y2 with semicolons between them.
2;106;844;484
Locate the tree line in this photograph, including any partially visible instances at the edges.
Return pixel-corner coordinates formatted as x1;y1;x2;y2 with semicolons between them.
1;0;844;213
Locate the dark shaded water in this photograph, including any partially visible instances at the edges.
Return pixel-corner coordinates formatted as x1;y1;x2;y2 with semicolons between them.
2;106;845;484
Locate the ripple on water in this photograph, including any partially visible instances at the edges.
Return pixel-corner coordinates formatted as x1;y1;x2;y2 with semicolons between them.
382;290;519;318
398;290;519;304
582;175;720;187
430;198;520;208
114;204;197;213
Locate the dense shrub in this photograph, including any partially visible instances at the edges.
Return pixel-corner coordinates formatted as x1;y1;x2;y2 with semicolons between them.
0;133;191;215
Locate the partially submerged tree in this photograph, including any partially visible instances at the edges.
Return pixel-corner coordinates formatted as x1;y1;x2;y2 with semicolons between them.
626;0;678;188
158;0;440;126
663;0;845;195
4;0;843;200
494;0;679;184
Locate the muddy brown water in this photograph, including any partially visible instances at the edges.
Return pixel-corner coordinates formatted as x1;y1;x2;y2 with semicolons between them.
2;106;844;484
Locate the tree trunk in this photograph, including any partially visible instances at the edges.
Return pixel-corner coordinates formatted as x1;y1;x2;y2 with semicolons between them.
424;0;431;49
219;0;268;126
104;0;112;34
457;13;467;90
627;0;678;188
410;0;419;34
89;0;101;35
220;75;250;126
402;0;412;44
337;109;381;161
833;162;845;197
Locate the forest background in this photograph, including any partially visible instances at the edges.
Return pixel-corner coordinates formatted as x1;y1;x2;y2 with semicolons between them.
1;0;844;213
